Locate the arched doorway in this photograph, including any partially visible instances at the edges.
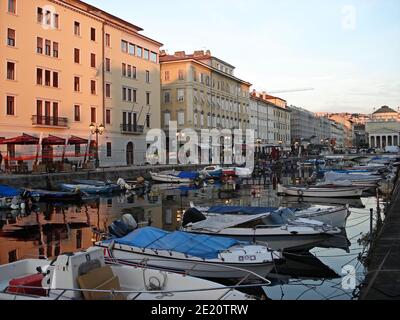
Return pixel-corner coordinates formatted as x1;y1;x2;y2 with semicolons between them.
126;142;134;166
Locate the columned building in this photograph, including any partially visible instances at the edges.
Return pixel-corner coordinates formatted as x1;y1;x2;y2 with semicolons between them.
366;106;400;148
1;0;162;168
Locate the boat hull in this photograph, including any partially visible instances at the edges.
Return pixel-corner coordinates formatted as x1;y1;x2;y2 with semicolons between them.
295;206;350;228
278;185;364;198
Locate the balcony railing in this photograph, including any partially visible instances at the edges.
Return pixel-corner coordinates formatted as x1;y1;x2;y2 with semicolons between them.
121;124;144;134
32;116;68;128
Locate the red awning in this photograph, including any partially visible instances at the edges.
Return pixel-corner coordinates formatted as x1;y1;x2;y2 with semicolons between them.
0;133;39;145
42;135;66;146
68;136;89;145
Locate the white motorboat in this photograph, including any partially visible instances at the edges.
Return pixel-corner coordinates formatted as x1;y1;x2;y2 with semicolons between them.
182;208;341;252
150;170;199;183
0;247;255;300
323;171;382;185
96;225;283;280
191;204;350;229
199;166;223;179
277;184;364;198
224;167;253;178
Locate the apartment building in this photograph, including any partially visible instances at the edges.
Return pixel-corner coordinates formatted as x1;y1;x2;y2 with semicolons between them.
250;91;291;150
0;0;162;168
159;50;251;136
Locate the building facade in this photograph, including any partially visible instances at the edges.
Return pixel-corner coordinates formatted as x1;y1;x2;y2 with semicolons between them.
289;105;319;144
250;91;291;150
1;0;162;168
159;50;251;141
366;106;400;148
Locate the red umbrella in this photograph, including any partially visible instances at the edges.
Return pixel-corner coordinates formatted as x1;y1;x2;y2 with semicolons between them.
0;133;39;145
68;136;88;145
42;135;66;146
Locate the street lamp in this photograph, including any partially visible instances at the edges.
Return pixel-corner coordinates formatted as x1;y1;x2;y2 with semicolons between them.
90;123;105;168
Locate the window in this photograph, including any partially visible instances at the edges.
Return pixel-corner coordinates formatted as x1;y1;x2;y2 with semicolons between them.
105;83;111;98
91;80;96;95
7;29;15;47
8;0;16;14
106;109;111;124
146;92;150;105
164;113;171;126
105;58;111;72
6;96;15;115
53;42;59;58
122;87;136;102
136;46;142;58
144;49;149;60
146;70;150;83
164;91;171;104
54;14;59;29
74;76;80;92
128;43;135;55
178;70;184;80
122;63;126;77
164;71;170;81
36;68;43;85
121;40;128;53
132;66;137;79
74;48;80;63
52;71;58;88
106;142;112;157
178;111;185;126
74;105;80;121
45;40;51;56
177;89;184;102
150;52;157;63
105;33;111;47
74;21;80;36
146;114;150;128
7;62;15;80
37;8;43;23
90;28;96;41
45;10;51;25
37;37;43;54
45;70;51;86
90;53;96;68
90;107;96;123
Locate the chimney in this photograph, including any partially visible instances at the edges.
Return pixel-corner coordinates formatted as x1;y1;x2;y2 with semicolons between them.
174;51;186;57
262;91;267;99
205;50;211;56
159;50;166;56
194;50;205;57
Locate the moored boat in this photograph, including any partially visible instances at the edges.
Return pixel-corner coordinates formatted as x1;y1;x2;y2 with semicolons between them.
277;184;364;198
150;170;200;183
0;247;254;300
96;222;283;280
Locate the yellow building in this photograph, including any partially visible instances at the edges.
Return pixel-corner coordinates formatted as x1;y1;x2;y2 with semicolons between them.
159;50;251;135
0;0;162;169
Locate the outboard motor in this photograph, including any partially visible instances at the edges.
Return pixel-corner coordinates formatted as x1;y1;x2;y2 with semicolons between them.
182;208;206;227
122;214;138;231
108;215;138;238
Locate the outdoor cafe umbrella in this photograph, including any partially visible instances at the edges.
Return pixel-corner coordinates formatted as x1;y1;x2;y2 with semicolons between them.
42;135;67;162
0;133;39;145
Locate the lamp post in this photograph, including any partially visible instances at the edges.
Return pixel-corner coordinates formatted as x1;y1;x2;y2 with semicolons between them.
89;123;105;168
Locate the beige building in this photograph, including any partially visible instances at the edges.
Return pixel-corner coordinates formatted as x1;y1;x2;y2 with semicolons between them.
1;0;162;169
159;50;251;139
250;91;291;150
366;106;400;148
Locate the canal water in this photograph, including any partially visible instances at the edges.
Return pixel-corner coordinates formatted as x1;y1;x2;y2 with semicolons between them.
0;169;383;300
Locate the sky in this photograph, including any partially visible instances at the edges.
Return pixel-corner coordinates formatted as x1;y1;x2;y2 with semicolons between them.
84;0;400;114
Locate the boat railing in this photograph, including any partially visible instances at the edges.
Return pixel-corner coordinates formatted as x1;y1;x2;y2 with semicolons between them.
4;282;266;300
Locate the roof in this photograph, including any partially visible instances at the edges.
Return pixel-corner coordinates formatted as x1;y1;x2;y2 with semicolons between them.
373;106;398;114
250;91;289;110
59;0;163;46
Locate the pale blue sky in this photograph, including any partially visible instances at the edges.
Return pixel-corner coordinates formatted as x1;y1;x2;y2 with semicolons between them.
85;0;400;113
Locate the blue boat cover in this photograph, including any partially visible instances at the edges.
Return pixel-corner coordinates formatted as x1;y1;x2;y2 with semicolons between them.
177;171;199;179
0;185;21;197
110;227;242;259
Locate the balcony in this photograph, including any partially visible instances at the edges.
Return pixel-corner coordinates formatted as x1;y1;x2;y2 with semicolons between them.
121;124;144;135
32;116;68;128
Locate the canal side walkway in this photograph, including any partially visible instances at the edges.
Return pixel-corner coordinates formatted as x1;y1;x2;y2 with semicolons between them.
360;167;400;300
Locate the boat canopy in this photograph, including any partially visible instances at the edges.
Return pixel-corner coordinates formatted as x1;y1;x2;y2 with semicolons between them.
0;185;22;197
177;171;199;179
110;227;242;259
190;213;271;232
206;206;277;215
